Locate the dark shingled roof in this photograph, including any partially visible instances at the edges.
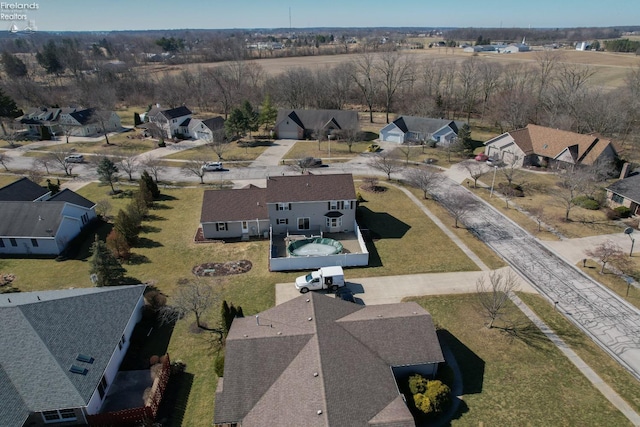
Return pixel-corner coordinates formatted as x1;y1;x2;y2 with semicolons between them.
48;189;96;209
202;116;225;131
158;105;192;119
68;108;97;125
200;187;268;223
276;109;359;132
214;293;443;427
0;177;49;202
0;202;66;238
607;173;640;205
0;286;145;427
266;173;356;204
391;116;462;135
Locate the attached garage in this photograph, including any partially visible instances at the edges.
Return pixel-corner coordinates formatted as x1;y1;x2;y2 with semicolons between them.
275;120;302;140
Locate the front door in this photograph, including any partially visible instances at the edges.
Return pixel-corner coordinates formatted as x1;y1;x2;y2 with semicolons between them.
241;221;249;234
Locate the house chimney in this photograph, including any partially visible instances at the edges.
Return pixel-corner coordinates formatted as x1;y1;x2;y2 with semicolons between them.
620;162;632;180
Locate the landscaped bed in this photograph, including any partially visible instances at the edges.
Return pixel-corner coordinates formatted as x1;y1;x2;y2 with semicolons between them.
192;260;252;276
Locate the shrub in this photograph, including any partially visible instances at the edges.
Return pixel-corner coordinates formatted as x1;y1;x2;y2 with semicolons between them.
573;195;600;210
408;375;451;416
409;374;429;394
614;206;632;218
214;355;225;377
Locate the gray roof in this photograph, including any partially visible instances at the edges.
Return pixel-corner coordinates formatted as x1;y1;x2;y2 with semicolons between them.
266;173;356;204
607;173;640;204
0;285;145;427
0;202;66;238
390;116;462;135
48;189;96;209
0;177;49;202
149;105;192;120
276;109;359;132
68;108;97;125
201;116;225;131
214;293;443;426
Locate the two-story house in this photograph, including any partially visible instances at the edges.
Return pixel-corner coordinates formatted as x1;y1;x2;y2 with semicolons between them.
200;174;366;270
146;105;192;139
200;174;356;240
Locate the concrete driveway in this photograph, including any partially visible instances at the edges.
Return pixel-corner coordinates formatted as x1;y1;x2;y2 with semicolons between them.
275;267;536;306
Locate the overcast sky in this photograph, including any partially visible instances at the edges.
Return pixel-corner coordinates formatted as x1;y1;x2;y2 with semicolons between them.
6;0;639;32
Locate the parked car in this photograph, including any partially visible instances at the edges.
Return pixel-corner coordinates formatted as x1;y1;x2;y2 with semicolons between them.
486;157;505;167
474;153;489;162
335;287;356;303
295;266;345;293
366;143;380;153
64;154;84;163
201;161;224;171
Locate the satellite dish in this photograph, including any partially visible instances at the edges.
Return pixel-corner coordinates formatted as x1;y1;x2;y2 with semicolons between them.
624;227;634;235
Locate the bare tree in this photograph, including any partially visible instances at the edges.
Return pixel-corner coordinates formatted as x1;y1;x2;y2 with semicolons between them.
35;156;53;174
476;270;519;329
350;53;378;123
116;152;139;181
48;148;76;176
456;56;481;123
181;159;207;184
500;154;521;186
375;50;414;123
158;278;222;332
462;161;486;188
554;168;589;221
404;166;444;199
289;156;320;175
585;240;624;274
0;152;12;171
140;155;165;183
528;206;546;232
444;192;478;228
369;152;403;180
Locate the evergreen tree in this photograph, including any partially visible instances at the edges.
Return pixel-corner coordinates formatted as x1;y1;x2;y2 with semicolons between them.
106;229;131;261
258;94;278;134
138;177;154;207
90;235;126;287
140;170;160;199
35;40;64;75
458;123;473;155
1;51;28;78
114;209;139;245
97;157;119;193
46;179;60;195
225;107;247;139
241;100;259;138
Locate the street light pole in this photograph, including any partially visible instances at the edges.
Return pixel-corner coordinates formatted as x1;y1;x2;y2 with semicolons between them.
489;165;498;198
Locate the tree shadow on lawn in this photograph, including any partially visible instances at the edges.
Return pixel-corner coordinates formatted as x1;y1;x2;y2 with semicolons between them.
141;224;162;233
120;312;176;371
128;253;150;265
59;219;113;261
357;206;411;239
156;194;178;202
136;237;164;248
145;214;166;221
152;203;173;210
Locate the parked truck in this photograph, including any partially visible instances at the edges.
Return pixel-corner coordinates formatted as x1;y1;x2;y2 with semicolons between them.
295;266;345;293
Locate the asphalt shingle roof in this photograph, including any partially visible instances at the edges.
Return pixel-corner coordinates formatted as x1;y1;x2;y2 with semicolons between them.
48;189;96;209
607;173;640;204
200;187;268;223
266;173;356;204
392;116;462;135
276;109;359;132
0;202;65;238
0;285;145;427
0;177;49;202
215;293;442;426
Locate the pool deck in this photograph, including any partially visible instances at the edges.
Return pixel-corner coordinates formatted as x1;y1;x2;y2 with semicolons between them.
271;231;363;258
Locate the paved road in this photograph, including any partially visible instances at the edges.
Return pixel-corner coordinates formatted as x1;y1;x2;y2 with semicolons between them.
432;176;640;381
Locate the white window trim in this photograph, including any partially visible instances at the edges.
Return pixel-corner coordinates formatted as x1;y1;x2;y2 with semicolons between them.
297;217;310;230
42;409;77;424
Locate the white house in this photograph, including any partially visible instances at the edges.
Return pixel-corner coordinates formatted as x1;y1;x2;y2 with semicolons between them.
0;285;146;427
187;116;225;141
146;105;192;139
380;116;463;145
0;179;96;256
58;108;122;137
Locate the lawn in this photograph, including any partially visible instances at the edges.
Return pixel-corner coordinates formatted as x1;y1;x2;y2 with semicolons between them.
24;132;156;156
387;144;471;167
163;140;271;162
469;168;625;239
406;294;633;426
283;139;372;162
0;177;488;426
518;292;640;415
578;259;640;310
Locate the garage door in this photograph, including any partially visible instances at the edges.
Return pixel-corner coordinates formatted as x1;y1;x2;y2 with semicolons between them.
382;131;403;143
278;129;299;139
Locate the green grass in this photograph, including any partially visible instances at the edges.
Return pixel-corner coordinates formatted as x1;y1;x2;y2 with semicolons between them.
518;292;640;415
578;259;640;310
163;140;271;162
406;294;633;426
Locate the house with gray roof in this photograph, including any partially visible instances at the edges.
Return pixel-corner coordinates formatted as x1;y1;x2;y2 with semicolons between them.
379;116;463;145
0;285;146;427
606;172;640;216
200;173;368;270
274;109;359;140
214;293;444;427
146;105;192;139
0;178;96;256
19;107;121;139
